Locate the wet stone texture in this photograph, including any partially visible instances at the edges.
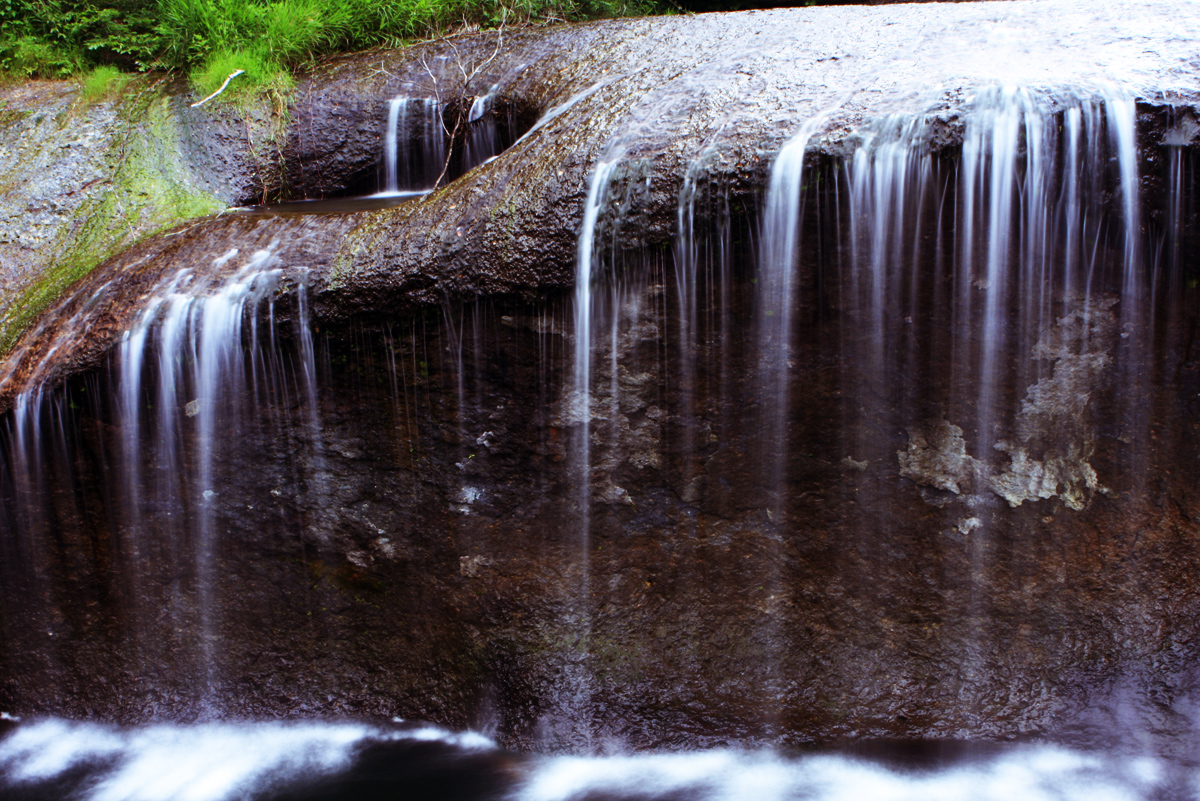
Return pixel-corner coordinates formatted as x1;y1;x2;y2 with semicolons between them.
14;0;1200;405
3;0;1200;759
3;201;1200;753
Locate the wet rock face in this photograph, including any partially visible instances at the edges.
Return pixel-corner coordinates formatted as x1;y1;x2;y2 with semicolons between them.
0;52;538;359
11;0;1200;409
897;303;1117;511
5;0;1200;757
898;419;977;495
4;173;1200;754
0;77;288;355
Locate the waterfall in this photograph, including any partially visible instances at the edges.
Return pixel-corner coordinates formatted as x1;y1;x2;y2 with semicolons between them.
573;156;622;519
464;86;500;170
0;244;320;714
834;86;1145;510
379;89;509;195
815;86;1148;701
381;96;405;194
737;107;847;733
380;97;447;193
3;1;1200;769
757;113;840;515
672;162;735;507
540;153;625;751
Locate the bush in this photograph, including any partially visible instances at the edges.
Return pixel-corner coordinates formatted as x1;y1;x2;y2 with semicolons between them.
3;0;162;73
3;0;656;81
0;34;77;77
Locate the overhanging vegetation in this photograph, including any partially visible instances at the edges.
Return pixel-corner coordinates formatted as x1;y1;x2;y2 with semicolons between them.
0;0;656;98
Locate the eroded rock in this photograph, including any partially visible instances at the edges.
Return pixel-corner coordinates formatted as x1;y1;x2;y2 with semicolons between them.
898;418;980;495
990;301;1116;510
2;0;1200;757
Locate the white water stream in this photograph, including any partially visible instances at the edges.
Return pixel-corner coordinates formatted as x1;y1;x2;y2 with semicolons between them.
380;97;447;193
0;717;1182;801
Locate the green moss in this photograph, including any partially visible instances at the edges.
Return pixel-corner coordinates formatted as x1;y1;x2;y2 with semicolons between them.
531;624;644;682
0;105;29;130
0;80;222;355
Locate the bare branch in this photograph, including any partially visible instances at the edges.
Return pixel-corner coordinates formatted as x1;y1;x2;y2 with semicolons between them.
191;70;245;108
433;22;507;189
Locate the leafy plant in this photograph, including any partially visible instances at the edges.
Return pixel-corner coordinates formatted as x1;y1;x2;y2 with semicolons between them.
1;0;661;89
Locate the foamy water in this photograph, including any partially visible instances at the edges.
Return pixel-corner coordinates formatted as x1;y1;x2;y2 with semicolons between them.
0;717;1186;801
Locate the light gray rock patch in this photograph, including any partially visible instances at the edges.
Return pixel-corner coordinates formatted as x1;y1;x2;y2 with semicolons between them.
990;300;1115;510
898;418;980;495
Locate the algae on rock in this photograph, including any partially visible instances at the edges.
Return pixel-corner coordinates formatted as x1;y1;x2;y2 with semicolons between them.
0;77;254;356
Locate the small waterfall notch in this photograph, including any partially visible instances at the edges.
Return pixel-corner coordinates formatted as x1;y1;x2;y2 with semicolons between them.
381;97;447;194
377;88;524;195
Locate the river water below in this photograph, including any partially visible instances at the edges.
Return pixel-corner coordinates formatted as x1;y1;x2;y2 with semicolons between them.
0;717;1187;801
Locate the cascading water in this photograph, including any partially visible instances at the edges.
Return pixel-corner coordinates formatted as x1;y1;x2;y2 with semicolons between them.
672;160;737;510
5;3;1200;796
757;107;848;513
464;86;500;170
380;97;447;193
548;76;1179;752
379;89;512;194
0;244;320;716
538;151;627;751
833;86;1147;513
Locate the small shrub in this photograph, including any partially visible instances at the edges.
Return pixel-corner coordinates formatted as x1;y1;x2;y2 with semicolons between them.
0;34;82;77
190;47;287;99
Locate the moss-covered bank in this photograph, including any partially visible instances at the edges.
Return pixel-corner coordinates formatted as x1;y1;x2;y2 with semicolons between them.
0;75;288;355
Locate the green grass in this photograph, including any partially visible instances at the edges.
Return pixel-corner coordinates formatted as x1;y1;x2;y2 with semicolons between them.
189;46;292;100
79;63;128;101
167;0;655;100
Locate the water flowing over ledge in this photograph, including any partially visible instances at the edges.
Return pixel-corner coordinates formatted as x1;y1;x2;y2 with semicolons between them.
3;0;1200;768
5;0;1200;406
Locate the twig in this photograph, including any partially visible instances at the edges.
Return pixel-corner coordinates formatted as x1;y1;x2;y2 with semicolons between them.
419;55;440;93
370;60;395;79
468;25;504;83
433;26;506;189
191;70;245;107
434;100;468;189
